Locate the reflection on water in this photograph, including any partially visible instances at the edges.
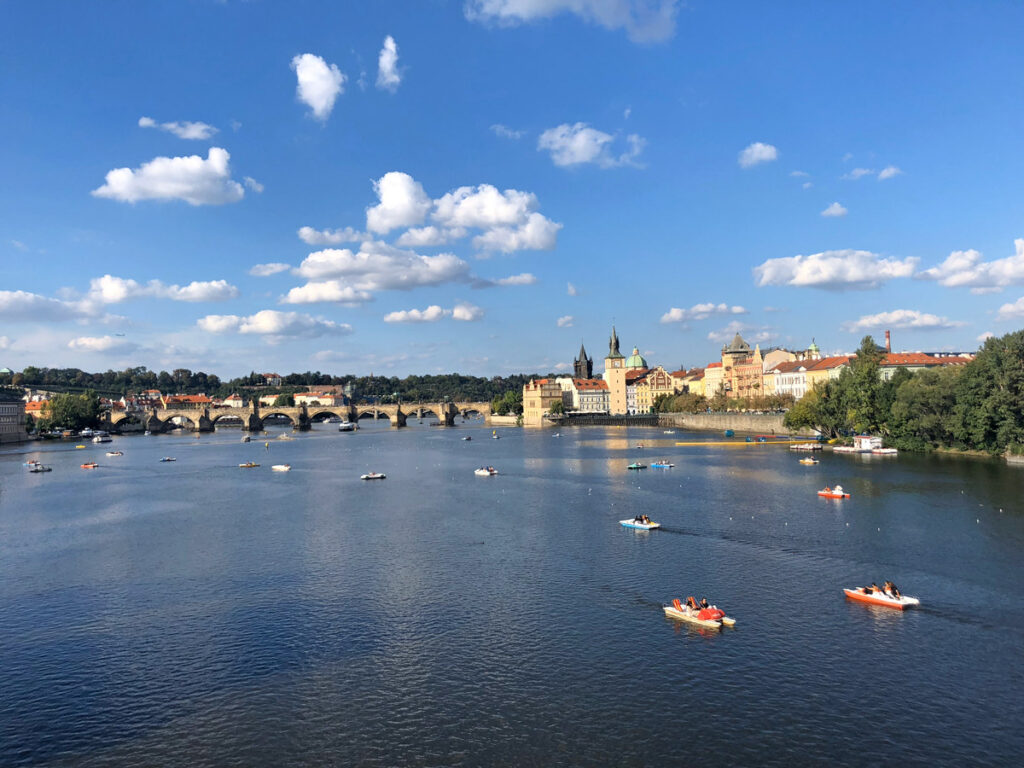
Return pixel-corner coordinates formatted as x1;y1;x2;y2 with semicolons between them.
1;424;1022;766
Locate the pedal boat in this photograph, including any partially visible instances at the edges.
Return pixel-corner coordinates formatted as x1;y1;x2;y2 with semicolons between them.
627;462;647;470
843;587;919;610
361;472;386;480
663;599;736;628
620;518;660;530
799;457;819;465
80;462;99;469
474;467;498;476
271;464;291;472
818;485;849;499
239;462;260;468
651;461;674;468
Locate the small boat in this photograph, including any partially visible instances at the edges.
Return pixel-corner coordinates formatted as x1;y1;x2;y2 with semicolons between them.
81;462;99;469
144;430;152;436
651;460;674;468
662;599;736;628
832;445;861;454
277;434;294;440
75;444;86;449
361;472;386;480
627;462;647;470
24;460;42;467
799;457;819;465
461;436;472;441
492;430;500;439
106;451;123;456
843;587;919;610
635;443;644;449
271;464;291;472
160;457;176;462
818;485;849;499
724;429;735;437
30;465;52;473
871;448;898;455
241;435;251;443
790;443;823;451
239;462;260;468
552;433;560;438
474;467;498;477
620;518;660;530
338;421;356;432
92;435;112;443
663;430;676;435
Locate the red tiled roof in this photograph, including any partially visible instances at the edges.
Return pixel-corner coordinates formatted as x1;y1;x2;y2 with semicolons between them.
705;362;722;369
573;378;608;390
806;355;852;371
767;360;808;374
881;353;972;366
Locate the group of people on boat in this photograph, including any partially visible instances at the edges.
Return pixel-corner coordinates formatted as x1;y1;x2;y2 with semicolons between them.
685;596;711;612
632;514;653;525
865;581;901;598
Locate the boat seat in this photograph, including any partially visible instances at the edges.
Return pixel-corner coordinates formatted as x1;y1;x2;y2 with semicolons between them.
672;599;684;612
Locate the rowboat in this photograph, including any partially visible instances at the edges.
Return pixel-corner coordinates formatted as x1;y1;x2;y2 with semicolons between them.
818;485;849;499
462;436;472;441
361;472;386;480
843;587;919;610
271;464;291;472
75;445;86;449
620;518;660;530
662;598;736;628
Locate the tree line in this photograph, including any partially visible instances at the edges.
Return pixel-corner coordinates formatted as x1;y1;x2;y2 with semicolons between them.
784;331;1024;454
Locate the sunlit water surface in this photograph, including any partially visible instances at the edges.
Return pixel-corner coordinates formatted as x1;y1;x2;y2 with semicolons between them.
1;423;1022;766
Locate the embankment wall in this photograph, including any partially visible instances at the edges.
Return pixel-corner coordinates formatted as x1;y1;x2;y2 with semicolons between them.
659;412;813;436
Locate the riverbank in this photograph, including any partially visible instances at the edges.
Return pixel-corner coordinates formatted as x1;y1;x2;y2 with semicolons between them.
658;411;813;436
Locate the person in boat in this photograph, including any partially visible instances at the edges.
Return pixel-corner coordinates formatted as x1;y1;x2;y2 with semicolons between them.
633;515;644;524
869;582;881;594
699;597;710;610
642;515;651;524
884;581;901;598
686;596;699;611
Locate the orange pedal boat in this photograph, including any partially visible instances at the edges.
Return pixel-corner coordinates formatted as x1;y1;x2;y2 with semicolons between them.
817;484;849;499
844;587;919;610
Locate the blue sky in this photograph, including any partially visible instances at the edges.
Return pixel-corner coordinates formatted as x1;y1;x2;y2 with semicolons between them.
3;1;1024;378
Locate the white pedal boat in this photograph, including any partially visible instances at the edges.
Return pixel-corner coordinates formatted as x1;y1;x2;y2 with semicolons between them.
663;599;736;628
271;464;291;472
620;518;660;530
843;587;920;610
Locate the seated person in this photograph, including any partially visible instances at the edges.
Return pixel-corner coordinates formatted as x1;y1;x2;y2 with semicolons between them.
686;596;699;611
699;598;710;610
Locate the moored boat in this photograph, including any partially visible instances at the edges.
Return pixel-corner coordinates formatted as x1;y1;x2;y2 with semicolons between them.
360;472;386;480
790;443;823;451
843;587;919;610
160;457;176;462
92;435;112;443
818;484;849;498
620;518;660;530
338;421;356;432
871;448;898;455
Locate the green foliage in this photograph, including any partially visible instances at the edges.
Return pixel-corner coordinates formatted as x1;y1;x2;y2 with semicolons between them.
274;393;295;407
549;399;564;415
491;389;523;416
885;368;959;451
36;391;101;432
952;330;1024;453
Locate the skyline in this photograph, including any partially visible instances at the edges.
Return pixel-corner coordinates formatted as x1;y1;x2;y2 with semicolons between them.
3;2;1024;377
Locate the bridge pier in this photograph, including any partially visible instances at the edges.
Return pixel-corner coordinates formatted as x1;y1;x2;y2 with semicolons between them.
196;408;214;433
390;407;407;428
294;404;312;431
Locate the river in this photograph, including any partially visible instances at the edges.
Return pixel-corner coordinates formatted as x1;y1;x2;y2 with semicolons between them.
1;423;1022;766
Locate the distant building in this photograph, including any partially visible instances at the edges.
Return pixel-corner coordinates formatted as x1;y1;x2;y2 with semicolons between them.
721;333;764;399
222;393;246;408
602;326;628;415
573;343;593;379
555;377;609;413
262;373;283;387
522;378;564;427
0;392;28;443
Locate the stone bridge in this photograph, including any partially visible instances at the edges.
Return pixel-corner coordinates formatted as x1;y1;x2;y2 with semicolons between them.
106;401;492;433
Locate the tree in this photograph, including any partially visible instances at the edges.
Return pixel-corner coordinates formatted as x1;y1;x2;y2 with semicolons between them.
36;391;101;432
953;330;1024;453
887;368;959;451
845;335;886;433
274;393;295;407
549;399;564;415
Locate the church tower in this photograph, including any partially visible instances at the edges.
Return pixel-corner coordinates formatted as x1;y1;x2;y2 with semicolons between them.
573;342;593;379
603;326;627;415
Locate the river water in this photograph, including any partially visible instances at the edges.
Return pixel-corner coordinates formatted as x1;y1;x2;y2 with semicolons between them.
1;423;1022;766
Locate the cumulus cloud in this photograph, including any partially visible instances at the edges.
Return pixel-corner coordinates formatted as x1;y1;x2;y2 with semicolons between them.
292;243;472;295
464;0;680;43
841;309;965;333
366;171;431;234
0;290;97;321
376;35;401;92
660;303;747;323
738;142;778;168
91;147;244;205
878;165;903;180
384;305;449;323
243;176;264;193
557;315;574;327
996;296;1024;320
707;321;772;344
472;212;562;254
250;263;291;277
753;249;918;290
297;226;365;245
452;301;484;321
842;167;875;180
67;335;136;352
198;309;351;337
281;281;374;305
432;183;562;253
917;240;1024;293
977;331;995;342
821;202;848;218
537;123;645;168
395;225;463;247
491;124;524;140
86;275;239;303
494;273;537;286
138;116;217;140
291;53;345;120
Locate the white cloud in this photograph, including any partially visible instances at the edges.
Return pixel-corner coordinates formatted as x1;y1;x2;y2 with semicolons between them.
138;116;218;141
821;202;848;218
298;226;365;245
464;0;680;43
707;321;772;344
754;249;918;290
472;212;561;254
395;225;463;247
0;335;9;349
432;183;561;253
0;290;100;321
250;263;291;277
790;170;809;178
917;240;1024;293
198;309;351;337
802;181;813;189
841;309;965;333
67;335;136;352
537;123;645;168
996;296;1024;320
384;305;449;323
842;167;875;180
86;275;239;303
293;243;471;293
366;171;431;234
660;303;747;323
491;123;525;140
977;331;995;342
452;301;484;321
376;35;401;92
91;147;244;205
291;53;345;121
494;273;537;286
738;142;778;169
557;315;574;327
243;176;264;193
281;281;373;306
878;165;903;180
567;282;578;296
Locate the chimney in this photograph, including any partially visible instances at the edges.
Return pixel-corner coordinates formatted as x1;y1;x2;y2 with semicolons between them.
885;330;891;353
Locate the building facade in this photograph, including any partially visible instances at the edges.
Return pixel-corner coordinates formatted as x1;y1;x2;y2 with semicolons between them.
0;394;28;443
522;378;564;427
602;326;628;415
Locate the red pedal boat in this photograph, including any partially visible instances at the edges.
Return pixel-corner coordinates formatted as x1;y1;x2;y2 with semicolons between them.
817;484;849;499
844;587;920;610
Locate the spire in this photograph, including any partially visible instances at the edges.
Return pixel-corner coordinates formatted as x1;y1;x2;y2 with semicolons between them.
609;325;621;356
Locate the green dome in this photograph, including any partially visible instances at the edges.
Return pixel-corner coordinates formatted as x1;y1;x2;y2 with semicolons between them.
625;346;648;369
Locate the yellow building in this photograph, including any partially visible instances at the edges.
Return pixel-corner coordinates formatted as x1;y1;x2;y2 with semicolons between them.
522;378;564;428
702;362;724;400
636;366;676;412
602;326;628;415
721;333;764;399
